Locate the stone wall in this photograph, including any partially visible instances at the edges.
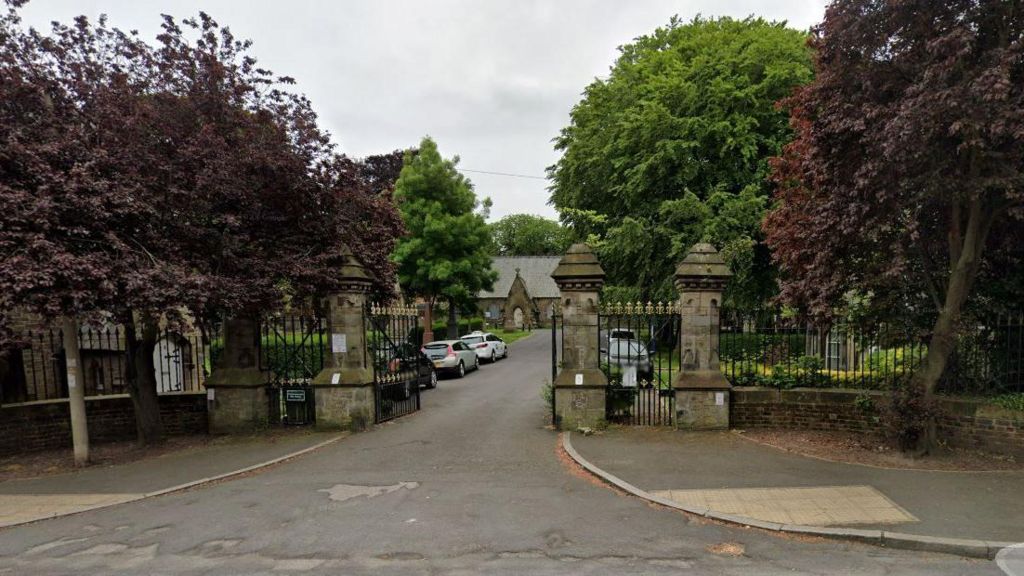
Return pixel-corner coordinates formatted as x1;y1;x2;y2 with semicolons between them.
0;393;208;457
731;387;1023;459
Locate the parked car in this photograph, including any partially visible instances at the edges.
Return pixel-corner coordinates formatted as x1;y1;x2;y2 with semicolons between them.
461;331;508;363
600;328;637;350
422;340;480;378
604;338;652;384
370;341;437;398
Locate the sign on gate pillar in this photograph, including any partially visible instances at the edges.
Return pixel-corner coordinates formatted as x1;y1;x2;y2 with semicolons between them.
673;243;733;430
311;245;375;432
206;316;270;433
550;243;607;430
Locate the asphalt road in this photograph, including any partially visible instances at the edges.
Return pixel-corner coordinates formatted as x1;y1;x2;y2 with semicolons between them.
0;333;1002;575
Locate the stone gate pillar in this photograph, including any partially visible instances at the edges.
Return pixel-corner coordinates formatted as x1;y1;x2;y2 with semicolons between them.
207;316;268;433
550;243;606;429
311;246;376;431
673;243;733;430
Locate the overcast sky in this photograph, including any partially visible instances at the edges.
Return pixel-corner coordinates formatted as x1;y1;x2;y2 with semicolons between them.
18;1;828;222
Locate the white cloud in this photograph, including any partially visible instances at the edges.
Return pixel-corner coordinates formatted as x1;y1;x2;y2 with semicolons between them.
17;0;828;221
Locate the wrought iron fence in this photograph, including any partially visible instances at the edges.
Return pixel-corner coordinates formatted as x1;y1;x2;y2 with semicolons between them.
599;301;680;426
718;309;1023;396
367;303;421;424
0;324;209;404
258;313;326;385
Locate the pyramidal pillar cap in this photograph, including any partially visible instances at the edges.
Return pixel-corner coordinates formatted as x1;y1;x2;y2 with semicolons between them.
674;242;731;291
337;244;374;292
551;243;605;291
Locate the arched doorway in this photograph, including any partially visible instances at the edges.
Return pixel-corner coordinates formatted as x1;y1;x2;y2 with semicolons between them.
513;307;524;330
154;335;190;393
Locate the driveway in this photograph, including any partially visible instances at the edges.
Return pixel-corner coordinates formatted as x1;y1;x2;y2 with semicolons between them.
0;333;1000;574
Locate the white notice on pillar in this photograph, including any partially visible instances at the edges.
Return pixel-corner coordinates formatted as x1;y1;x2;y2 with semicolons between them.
67;374;77;389
715;392;724;406
207;388;215;400
332;333;347;354
331;372;341;385
575;373;583;386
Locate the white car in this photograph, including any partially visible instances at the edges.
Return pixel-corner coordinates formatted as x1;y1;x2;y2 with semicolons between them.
461;331;508;363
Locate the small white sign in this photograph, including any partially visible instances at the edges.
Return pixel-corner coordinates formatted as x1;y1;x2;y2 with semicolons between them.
207;388;215;400
331;372;341;385
67;358;77;369
332;333;347;354
715;392;725;406
67;374;77;389
575;373;584;386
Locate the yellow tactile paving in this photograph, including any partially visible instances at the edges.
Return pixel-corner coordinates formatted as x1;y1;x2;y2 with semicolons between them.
0;494;142;527
650;485;917;526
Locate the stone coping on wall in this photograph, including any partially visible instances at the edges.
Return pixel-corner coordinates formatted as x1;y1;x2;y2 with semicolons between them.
0;390;206;409
732;386;1023;415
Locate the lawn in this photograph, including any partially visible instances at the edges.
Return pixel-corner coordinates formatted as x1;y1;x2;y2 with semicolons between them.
495;328;534;345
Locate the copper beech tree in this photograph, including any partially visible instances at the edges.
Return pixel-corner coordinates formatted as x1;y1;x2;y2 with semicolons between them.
0;7;404;444
765;0;1023;450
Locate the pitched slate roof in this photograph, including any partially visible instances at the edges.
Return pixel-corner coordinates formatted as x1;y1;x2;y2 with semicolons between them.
478;256;561;299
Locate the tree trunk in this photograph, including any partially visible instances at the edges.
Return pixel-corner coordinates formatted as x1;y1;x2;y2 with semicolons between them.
421;298;435;345
910;198;992;454
446;299;459;339
61;318;90;466
124;312;165;445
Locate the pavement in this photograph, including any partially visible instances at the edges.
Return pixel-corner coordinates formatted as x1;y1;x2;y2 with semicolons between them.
570;427;1024;544
0;332;1009;575
0;430;342;528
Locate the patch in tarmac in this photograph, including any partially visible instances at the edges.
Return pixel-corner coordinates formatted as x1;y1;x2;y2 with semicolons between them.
998;543;1024;576
319;482;419;502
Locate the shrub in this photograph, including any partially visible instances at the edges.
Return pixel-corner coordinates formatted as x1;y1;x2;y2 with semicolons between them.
991;393;1024;412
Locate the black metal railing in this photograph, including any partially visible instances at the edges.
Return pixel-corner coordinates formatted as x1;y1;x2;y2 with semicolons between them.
599;301;679;426
1;324;209;404
718;309;1023;396
258;312;324;427
258;313;326;385
367;303;421;424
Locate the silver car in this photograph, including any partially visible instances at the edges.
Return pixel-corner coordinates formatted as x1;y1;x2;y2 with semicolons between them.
605;338;652;383
422;340;480;378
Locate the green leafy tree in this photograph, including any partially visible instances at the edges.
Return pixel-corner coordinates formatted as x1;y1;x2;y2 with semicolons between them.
393;137;497;342
490;214;570;256
549;16;813;305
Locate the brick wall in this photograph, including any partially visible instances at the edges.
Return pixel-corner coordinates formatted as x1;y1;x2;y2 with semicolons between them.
731;387;1023;459
0;393;208;457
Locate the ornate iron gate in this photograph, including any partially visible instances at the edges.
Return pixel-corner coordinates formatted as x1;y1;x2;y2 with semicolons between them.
367;304;421;423
259;313;324;426
599;302;679;426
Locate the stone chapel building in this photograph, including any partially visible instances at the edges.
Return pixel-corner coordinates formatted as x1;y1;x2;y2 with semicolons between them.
476;256;560;330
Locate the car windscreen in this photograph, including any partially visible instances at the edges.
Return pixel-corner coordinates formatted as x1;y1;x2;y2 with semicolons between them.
609;341;645;356
423;343;450;359
610;330;636;340
462;336;484;345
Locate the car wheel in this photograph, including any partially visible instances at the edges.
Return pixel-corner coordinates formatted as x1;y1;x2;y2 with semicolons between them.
490;350;496;363
503;346;509;359
457;361;466;378
428;369;437;389
474;356;480;371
